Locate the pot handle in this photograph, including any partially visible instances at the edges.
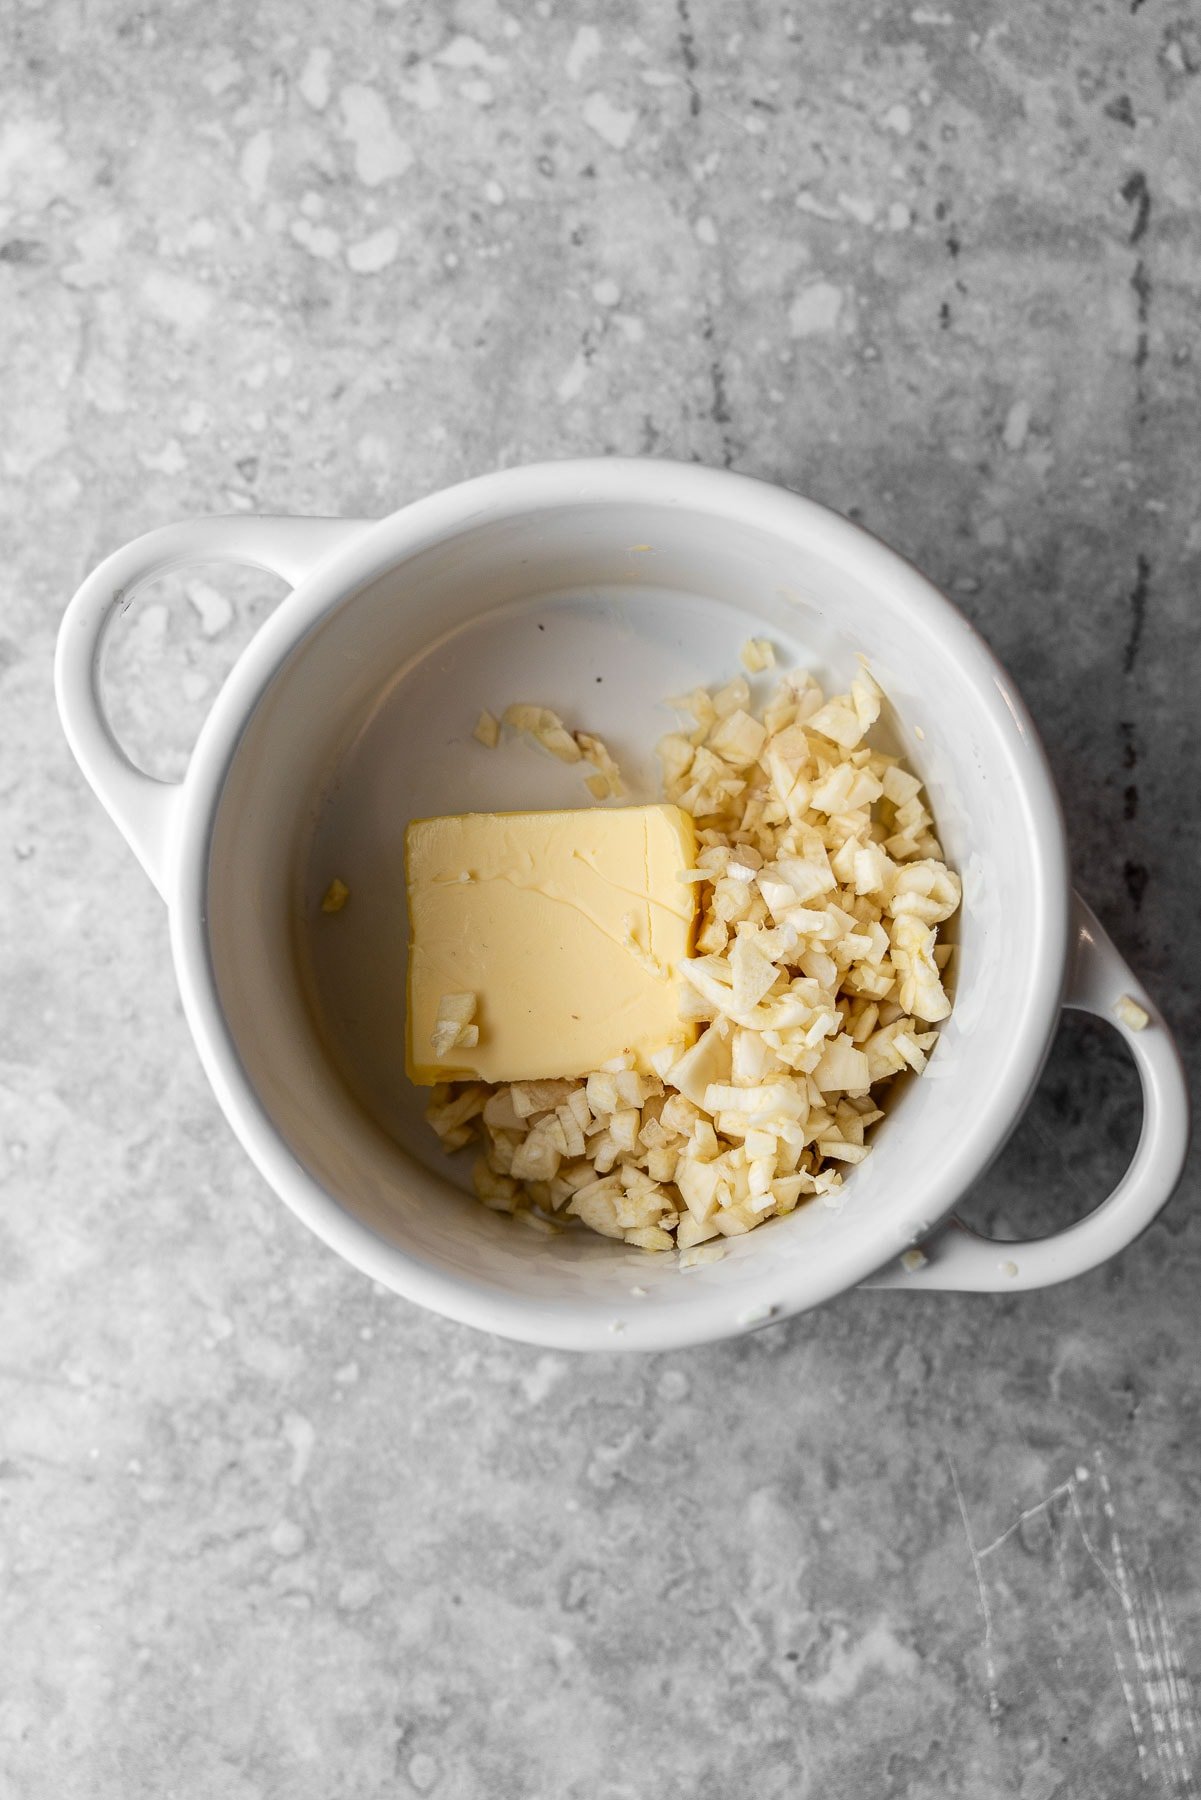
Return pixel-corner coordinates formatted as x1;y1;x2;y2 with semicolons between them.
55;515;371;898
865;891;1189;1292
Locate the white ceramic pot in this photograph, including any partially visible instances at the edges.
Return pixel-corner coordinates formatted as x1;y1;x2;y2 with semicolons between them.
55;460;1189;1351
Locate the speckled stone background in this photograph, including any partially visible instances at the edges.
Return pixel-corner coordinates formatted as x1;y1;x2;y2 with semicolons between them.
2;2;1199;1795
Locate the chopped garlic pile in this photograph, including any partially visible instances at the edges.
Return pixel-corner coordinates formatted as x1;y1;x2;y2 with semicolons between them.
426;661;960;1253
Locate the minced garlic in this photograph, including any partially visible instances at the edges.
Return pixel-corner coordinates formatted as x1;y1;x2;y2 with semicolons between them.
497;702;626;799
430;992;479;1061
473;710;500;749
321;877;350;914
740;637;776;674
1115;994;1149;1032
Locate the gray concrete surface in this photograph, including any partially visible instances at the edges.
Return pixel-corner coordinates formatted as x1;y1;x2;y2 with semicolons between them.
2;2;1198;1795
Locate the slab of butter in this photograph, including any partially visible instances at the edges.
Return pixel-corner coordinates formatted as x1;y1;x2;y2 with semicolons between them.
405;805;698;1085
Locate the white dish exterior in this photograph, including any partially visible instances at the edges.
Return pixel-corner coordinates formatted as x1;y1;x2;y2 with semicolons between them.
55;460;1189;1351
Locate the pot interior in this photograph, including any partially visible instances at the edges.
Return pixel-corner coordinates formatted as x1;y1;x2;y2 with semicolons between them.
204;484;1064;1325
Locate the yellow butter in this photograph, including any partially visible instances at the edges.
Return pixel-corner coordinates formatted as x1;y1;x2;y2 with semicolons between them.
405;805;698;1084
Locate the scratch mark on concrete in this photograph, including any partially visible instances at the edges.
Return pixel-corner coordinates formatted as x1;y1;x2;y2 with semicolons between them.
700;312;736;468
1149;1570;1201;1790
1122;170;1152;245
977;1453;1198;1790
1121;722;1138;769
1066;1481;1124;1602
1120;172;1153;420
1097;1453;1200;1795
1124;859;1149;911
1132;260;1151;373
978;1465;1122;1599
977;1477;1077;1558
1107;1614;1152;1780
946;1451;1002;1731
676;0;701;116
1120;720;1140;821
1124;553;1151;674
